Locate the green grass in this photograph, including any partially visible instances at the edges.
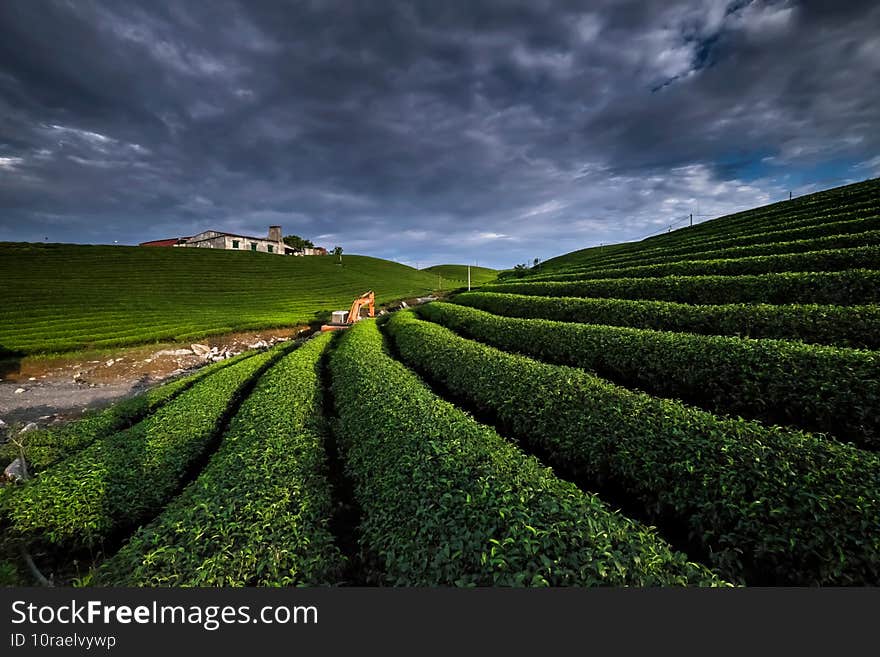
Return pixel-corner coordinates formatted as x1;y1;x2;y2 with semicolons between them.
421;264;497;288
0;244;441;354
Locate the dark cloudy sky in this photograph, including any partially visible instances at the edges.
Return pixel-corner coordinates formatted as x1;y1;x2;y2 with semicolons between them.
1;1;879;268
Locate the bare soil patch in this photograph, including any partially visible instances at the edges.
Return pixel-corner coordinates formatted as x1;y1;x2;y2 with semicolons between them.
0;326;307;428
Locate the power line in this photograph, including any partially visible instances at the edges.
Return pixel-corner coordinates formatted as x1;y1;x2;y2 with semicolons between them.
635;214;691;241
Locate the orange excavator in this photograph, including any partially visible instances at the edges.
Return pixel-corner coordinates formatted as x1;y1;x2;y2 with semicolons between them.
321;290;375;331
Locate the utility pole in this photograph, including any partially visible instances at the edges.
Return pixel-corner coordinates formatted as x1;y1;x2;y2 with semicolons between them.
468;264;471;291
789;191;792;201
689;213;693;227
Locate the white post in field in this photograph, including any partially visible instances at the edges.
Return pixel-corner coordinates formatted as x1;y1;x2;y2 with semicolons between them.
468;265;471;291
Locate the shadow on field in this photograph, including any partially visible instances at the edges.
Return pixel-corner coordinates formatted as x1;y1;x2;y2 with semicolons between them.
0;344;23;380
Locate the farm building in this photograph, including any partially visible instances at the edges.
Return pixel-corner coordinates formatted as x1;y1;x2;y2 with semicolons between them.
139;226;327;256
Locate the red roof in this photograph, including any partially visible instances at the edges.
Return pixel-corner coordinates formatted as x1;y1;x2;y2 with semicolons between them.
140;238;186;247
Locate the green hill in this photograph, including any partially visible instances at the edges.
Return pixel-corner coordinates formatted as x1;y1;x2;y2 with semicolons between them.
535;178;880;274
0;244;439;354
422;264;497;288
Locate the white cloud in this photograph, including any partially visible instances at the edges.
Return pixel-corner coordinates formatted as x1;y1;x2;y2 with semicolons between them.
0;156;24;170
574;14;602;43
519;199;566;218
49;124;111;144
68;155;114;168
43;124;150;156
511;45;574;76
734;3;796;38
854;156;880;176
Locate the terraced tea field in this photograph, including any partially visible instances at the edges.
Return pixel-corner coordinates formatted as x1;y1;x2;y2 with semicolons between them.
1;177;878;587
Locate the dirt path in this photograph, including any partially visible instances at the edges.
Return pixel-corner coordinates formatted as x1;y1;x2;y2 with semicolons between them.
0;327;307;429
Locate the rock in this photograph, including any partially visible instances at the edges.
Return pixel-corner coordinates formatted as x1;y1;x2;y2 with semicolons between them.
0;418;6;428
73;372;83;382
105;359;115;367
28;376;36;381
155;348;194;357
190;343;211;356
14;388;25;394
211;356;225;362
249;340;269;349
400;301;408;308
20;422;38;434
4;458;28;483
143;358;153;363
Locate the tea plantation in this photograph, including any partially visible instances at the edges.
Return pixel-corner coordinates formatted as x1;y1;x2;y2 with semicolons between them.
0;245;441;355
421;264;498;289
1;177;878;586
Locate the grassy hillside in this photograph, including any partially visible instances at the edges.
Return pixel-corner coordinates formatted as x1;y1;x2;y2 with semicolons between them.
0;244;439;354
422;264;497;288
537;177;880;273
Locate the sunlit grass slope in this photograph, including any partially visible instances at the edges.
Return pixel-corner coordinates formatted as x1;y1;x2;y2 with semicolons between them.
0;244;439;354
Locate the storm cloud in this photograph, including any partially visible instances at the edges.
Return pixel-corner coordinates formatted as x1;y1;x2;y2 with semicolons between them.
1;0;878;267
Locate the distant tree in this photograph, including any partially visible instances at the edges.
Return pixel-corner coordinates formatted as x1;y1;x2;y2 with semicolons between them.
532;258;541;268
510;262;530;278
283;235;315;250
332;246;343;264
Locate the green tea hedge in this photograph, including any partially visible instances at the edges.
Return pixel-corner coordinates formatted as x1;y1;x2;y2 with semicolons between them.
486;269;880;305
535;245;880;282
385;311;880;585
95;334;342;586
451;292;880;349
3;346;287;550
328;320;723;587
419;302;880;447
0;352;255;471
556;224;880;275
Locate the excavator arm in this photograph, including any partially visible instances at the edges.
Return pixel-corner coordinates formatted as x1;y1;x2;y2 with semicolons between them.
322;290;375;331
347;290;375;323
